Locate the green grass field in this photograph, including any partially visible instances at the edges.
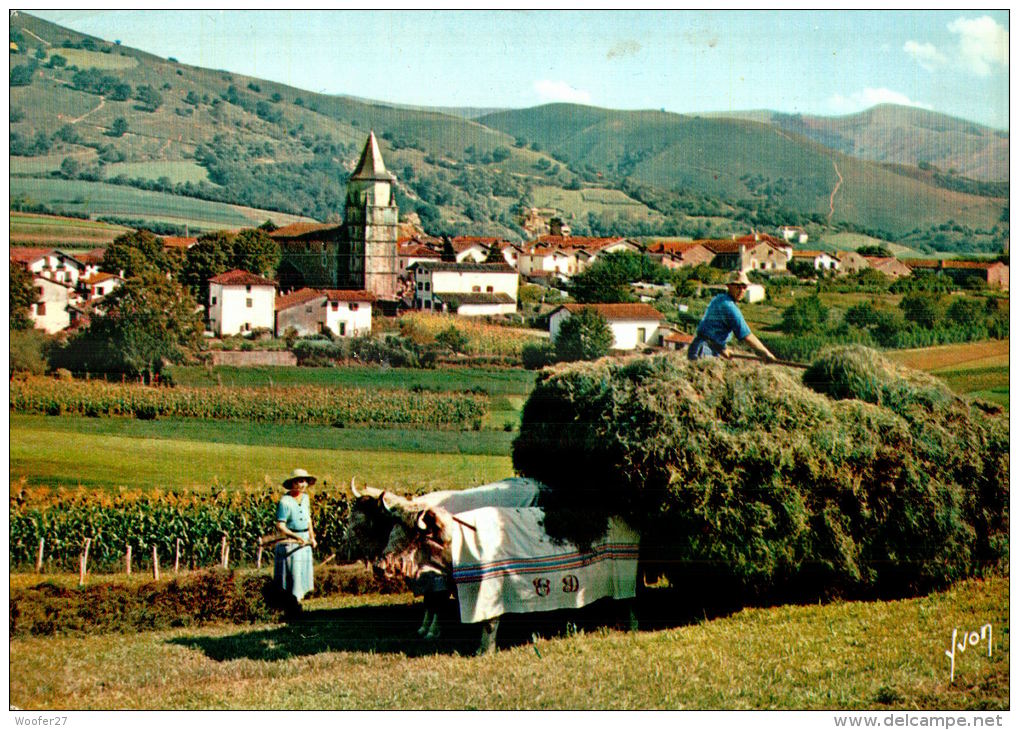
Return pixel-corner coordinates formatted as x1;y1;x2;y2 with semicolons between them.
10;415;513;494
104;160;211;185
10;177;315;230
48;47;139;70
8;574;1007;709
10;211;131;247
531;184;660;222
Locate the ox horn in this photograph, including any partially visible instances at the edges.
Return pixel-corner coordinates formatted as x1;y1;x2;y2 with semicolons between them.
350;477;361;499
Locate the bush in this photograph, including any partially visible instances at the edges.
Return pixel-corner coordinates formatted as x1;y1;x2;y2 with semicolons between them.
553;308;613;362
9;329;50;376
521;341;555;370
512;348;1008;602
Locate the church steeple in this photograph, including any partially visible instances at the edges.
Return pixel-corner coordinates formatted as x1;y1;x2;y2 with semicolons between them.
351;130;395;182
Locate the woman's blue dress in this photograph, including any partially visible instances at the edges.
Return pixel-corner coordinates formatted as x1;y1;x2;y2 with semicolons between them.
274;492;314;601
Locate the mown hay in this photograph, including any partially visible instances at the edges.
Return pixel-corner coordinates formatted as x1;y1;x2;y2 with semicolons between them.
512;347;1008;601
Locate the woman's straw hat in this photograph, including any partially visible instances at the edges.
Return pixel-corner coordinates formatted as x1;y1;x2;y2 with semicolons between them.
283;468;317;488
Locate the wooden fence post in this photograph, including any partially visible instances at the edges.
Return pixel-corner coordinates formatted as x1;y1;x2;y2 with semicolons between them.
256;545;263;570
79;538;91;586
175;538;181;574
126;545;132;575
152;545;160;580
220;536;228;569
36;538;44;573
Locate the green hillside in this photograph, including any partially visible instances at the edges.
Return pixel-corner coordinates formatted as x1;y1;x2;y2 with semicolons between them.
9;13;1009;251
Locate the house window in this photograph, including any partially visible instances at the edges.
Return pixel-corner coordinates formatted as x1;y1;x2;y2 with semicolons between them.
211;296;217;305
305;306;313;313
760;263;766;270
472;285;481;293
424;282;430;292
350;303;358;311
36;302;46;316
36;287;44;298
244;322;251;331
246;298;253;308
417;282;424;291
425;300;432;310
339;322;346;337
486;286;494;293
246;285;252;292
331;302;339;311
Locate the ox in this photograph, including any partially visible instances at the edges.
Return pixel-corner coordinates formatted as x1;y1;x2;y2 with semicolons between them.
345;477;543;639
347;480;640;655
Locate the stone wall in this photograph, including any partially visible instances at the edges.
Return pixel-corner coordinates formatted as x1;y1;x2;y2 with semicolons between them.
210;350;297;366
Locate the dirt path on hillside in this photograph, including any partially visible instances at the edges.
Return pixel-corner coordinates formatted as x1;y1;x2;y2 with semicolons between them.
828;159;843;222
67;96;106;124
20;27;51;47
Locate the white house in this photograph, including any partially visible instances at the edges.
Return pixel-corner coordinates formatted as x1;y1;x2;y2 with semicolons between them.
791;250;840;271
208;269;277;336
779;226;809;244
412;261;519;316
322;289;375;337
10;248;89;287
30;275;77;333
81;272;124;301
549;303;664;351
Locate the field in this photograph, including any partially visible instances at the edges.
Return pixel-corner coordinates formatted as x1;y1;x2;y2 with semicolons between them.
104;160;211;185
10;415;512;494
10;177;316;231
48;47;140;70
9;211;131;248
886;340;1009;407
8;574;1007;709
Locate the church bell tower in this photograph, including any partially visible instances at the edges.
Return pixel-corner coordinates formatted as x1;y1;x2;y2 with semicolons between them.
342;131;400;298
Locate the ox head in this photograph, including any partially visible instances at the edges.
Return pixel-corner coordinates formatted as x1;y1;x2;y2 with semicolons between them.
343;478;405;562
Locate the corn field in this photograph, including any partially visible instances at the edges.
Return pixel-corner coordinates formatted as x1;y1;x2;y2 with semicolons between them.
398;313;543;357
10;488;355;572
9;376;488;428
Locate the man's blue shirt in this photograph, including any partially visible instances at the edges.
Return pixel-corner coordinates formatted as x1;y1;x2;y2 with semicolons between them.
696;292;751;347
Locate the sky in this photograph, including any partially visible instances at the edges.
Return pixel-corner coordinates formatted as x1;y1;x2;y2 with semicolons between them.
28;9;1011;130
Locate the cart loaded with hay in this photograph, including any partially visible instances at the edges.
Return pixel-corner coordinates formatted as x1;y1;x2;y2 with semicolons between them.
512;345;1008;605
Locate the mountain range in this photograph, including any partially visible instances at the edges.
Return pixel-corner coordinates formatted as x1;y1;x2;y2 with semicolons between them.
9;12;1008;254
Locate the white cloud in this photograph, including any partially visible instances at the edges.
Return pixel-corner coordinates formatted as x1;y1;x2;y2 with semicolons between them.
533;79;592;105
828;88;933;114
903;40;947;71
904;15;1008;76
947;16;1008;76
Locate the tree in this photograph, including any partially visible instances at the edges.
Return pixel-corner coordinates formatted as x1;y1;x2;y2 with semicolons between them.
780;294;829;335
231;228;281;277
60;157;81;179
10;262;37;331
10;64;34;86
484;244;505;264
102;230;173;279
899;292;946;329
946;297;986;327
134;84;163;111
554;308;614;362
567;251;666;303
108;117;128;137
47;53;67;68
59;272;203;381
435;325;470;355
182;231;233;306
857;244;894;258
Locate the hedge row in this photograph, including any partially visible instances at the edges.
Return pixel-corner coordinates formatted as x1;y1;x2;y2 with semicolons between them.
9;376;488;428
10;566;407;637
10;489;355;572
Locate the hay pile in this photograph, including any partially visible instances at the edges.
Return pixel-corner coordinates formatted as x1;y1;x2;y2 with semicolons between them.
512;346;1008;600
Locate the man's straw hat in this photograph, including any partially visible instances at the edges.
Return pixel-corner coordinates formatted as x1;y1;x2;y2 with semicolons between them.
283;468;317;488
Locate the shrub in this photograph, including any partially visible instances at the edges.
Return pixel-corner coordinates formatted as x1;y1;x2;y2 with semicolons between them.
512;348;1008;602
9;329;50;376
521;341;555;370
553;308;613;362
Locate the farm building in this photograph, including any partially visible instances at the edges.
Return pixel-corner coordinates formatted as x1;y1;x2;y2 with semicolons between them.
862;257;911;279
29;275;76;333
901;259;1009;291
411;261;519;316
646;241;715;269
10;248;90;287
791;250;840;271
549;302;664;351
81;272;124;301
834;250;870;275
208;269;276;336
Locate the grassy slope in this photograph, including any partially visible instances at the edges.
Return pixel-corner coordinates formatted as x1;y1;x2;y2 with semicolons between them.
10;415;512;494
9;212;132;248
9;574;1007;709
480;105;1006;237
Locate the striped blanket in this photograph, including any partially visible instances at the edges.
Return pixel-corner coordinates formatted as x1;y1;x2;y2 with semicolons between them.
449;507;639;624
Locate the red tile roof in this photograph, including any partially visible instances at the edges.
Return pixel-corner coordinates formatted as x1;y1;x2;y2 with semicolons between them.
559;303;663;321
79;248;105;264
161;236;198;249
269;222;342;239
664;331;695;344
10;247;55;264
698;239;742;254
399;243;441;257
275;287;324;311
208;269;277;287
647;241;710;255
791;250;829;258
82;272;123;285
323;289;377;302
528;235;625;251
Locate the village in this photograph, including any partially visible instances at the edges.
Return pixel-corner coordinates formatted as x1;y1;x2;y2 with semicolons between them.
12;132;1010;363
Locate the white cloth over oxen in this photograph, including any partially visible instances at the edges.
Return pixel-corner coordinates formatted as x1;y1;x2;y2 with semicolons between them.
449;507;640;624
410;477;542;513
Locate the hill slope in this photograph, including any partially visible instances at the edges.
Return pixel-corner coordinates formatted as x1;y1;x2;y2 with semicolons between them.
9;13;1008;250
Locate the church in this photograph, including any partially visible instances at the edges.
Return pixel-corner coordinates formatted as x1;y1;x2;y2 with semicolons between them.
272;132;400;303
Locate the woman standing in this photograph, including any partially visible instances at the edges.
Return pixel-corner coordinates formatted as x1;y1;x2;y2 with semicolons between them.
274;468;318;617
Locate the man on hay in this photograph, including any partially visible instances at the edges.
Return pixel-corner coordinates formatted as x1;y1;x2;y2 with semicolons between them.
264;468;318;618
688;270;778;362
